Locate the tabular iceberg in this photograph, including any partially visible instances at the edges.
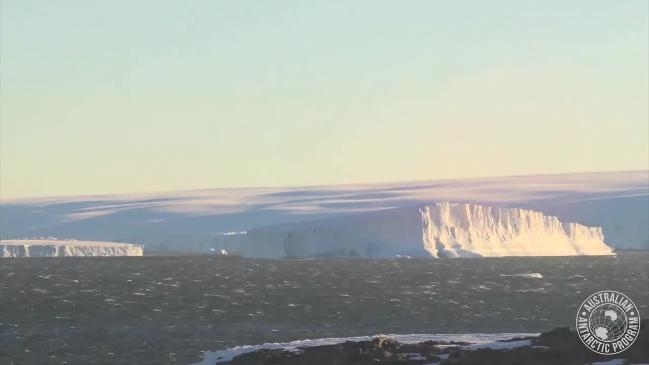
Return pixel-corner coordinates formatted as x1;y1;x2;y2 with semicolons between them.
1;171;646;250
420;203;612;257
0;239;143;258
215;202;614;258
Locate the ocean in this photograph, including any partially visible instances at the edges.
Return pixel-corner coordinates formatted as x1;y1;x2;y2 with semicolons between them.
1;253;647;364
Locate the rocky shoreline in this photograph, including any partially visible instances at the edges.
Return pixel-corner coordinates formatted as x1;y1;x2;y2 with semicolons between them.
214;319;648;365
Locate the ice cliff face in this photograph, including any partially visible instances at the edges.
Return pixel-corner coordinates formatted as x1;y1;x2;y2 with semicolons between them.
0;240;143;258
420;203;612;258
215;203;613;258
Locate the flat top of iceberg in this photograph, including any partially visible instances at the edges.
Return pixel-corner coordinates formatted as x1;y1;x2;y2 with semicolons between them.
1;239;140;247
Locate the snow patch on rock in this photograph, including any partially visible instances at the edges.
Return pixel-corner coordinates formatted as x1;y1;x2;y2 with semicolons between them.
190;333;538;365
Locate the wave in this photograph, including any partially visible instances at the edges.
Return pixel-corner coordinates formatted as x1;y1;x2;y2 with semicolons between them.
500;272;544;279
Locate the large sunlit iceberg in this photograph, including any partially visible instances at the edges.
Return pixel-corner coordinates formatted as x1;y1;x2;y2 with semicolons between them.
216;202;614;258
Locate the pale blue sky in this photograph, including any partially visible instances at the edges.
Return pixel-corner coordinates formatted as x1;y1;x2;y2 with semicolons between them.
1;0;648;199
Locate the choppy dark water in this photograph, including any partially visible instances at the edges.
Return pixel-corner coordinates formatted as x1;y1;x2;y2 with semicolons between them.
1;253;647;364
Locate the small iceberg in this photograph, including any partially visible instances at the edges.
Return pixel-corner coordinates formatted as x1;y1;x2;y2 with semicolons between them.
500;273;544;279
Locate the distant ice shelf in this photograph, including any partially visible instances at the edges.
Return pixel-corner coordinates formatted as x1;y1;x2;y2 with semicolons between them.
0;239;143;257
214;202;614;258
1;171;646;251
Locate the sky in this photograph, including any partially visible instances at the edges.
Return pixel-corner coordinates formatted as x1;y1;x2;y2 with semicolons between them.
1;0;648;199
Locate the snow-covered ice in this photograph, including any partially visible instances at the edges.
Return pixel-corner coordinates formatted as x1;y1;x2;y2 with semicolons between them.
589;360;627;365
216;202;613;258
463;339;532;350
0;239;143;257
1;171;646;251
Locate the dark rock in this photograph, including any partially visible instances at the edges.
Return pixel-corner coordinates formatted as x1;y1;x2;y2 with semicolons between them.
227;319;649;364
